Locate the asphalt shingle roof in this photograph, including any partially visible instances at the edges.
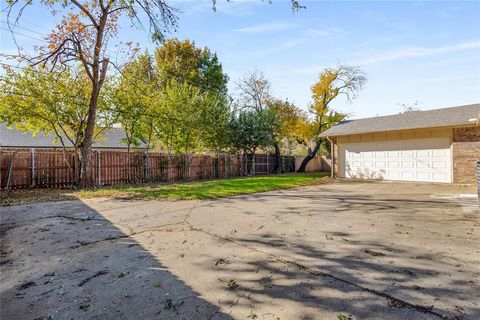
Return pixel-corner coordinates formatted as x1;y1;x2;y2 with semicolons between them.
320;103;480;137
0;123;147;149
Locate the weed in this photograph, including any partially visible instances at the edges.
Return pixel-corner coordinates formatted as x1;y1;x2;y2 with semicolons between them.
227;279;239;289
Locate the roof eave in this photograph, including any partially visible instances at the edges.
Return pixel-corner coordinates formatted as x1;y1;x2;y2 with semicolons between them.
320;121;477;138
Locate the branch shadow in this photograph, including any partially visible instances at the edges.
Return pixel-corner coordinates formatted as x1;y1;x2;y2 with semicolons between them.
0;200;232;320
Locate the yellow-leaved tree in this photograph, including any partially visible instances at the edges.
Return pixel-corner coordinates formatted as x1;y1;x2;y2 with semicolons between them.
297;65;366;172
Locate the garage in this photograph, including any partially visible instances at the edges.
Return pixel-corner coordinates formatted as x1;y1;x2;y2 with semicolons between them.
321;103;480;184
339;138;451;183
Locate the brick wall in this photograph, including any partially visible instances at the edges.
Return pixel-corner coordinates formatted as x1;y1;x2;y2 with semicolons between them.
452;126;480;184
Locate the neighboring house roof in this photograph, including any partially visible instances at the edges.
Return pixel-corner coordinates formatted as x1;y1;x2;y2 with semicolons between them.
321;103;480;137
0;123;147;149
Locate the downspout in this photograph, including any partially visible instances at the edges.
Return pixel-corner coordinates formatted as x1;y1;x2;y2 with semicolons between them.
326;136;335;178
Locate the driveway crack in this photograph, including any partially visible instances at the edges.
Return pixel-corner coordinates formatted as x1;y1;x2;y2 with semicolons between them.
185;225;455;320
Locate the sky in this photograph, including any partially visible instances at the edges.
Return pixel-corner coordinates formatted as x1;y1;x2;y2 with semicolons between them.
1;0;479;118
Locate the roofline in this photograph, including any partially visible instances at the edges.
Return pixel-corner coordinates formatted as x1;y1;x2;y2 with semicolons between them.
320;122;477;138
336;103;480;123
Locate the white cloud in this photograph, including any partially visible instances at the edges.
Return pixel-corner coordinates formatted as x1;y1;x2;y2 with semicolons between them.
235;21;297;33
255;27;339;55
353;41;480;65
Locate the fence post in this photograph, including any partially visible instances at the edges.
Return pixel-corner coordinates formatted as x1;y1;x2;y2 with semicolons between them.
188;154;191;180
167;156;170;181
144;151;150;183
244;153;247;176
266;155;269;174
31;148;36;187
224;154;227;178
6;152;16;190
252;154;256;176
97;151;101;186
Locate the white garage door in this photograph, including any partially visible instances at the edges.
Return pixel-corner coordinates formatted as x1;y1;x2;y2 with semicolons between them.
339;138;451;183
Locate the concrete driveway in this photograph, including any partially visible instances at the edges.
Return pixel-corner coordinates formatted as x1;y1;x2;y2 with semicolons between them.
1;181;479;320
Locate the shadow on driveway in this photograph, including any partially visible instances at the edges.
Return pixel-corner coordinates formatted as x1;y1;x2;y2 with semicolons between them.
0;200;232;320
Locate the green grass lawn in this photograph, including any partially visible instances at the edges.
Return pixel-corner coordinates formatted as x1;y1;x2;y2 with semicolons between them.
78;172;330;200
1;172;330;205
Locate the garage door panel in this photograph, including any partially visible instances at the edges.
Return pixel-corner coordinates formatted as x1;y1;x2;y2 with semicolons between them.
387;171;401;179
417;162;429;169
432;161;446;169
402;171;415;180
375;161;385;168
416;172;430;180
433;172;447;181
339;138;451;183
402;161;414;168
388;162;399;168
416;150;430;157
432;150;447;157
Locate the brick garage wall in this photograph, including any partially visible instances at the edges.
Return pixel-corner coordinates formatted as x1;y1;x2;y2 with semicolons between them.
452;126;480;184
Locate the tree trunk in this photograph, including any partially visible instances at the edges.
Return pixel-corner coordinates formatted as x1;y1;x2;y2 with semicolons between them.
78;11;108;187
297;141;321;173
79;87;99;187
273;143;281;174
78;144;93;187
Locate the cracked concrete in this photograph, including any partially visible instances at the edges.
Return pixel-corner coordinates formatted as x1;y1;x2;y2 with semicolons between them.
1;180;479;319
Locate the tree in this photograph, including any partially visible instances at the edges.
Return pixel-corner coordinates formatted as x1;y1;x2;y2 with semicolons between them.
267;98;309;172
199;94;232;154
0;65;114;183
4;1;303;186
297;65;366;172
398;100;422;113
160;80;205;155
113;53;156;152
230;109;279;175
236;70;272;111
154;38;229;95
151;39;230;154
6;0;178;187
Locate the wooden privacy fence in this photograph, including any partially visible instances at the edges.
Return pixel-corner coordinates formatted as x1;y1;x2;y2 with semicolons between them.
0;149;296;189
294;155;331;173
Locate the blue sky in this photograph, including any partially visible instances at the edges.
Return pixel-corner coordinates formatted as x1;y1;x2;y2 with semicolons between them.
1;0;479;118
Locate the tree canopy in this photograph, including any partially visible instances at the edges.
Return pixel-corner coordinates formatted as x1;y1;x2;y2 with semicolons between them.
296;65;367;172
3;0;308;185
